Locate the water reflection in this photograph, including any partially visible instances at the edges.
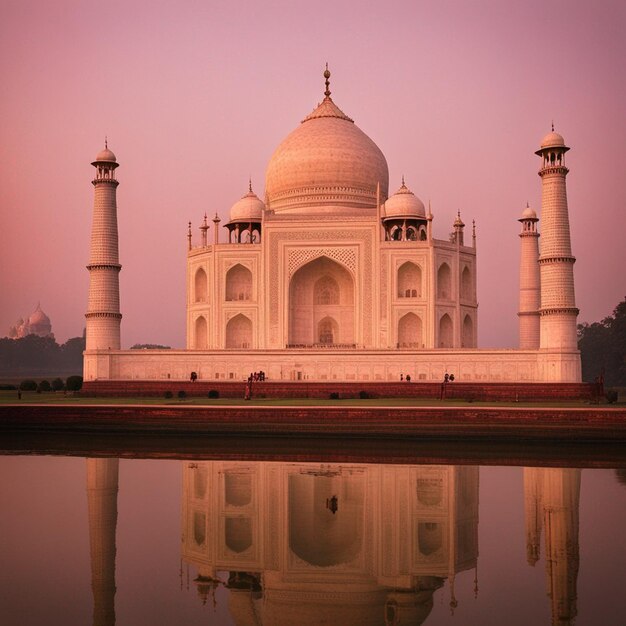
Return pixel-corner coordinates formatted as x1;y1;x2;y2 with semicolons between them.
524;468;580;626
82;460;590;625
86;458;119;626
181;463;479;625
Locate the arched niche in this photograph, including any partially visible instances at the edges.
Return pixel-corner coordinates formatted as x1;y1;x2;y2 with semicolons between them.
461;266;472;300
195;267;208;303
416;477;443;507
225;264;253;301
397;262;422;298
439;313;453;348
398;312;423;348
194;466;208;499
195;316;208;349
437;263;451;299
288;472;364;567
462;314;474;348
318;316;339;344
224;472;252;507
417;522;443;556
225;314;252;349
289;256;355;346
193;511;206;546
225;517;252;553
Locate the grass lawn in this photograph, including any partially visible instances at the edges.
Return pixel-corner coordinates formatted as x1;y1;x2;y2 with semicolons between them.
0;390;615;408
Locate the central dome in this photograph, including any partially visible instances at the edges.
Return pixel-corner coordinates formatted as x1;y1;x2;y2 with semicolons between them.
265;80;389;215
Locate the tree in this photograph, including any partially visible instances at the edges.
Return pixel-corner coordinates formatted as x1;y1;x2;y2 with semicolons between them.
578;296;626;386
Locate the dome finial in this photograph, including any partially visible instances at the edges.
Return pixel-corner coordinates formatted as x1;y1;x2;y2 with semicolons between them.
105;135;108;149
401;174;405;187
324;63;331;98
249;177;253;193
551;120;554;132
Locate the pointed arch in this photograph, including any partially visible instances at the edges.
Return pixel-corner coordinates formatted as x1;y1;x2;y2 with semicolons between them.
194;267;207;303
397;262;422;298
289;256;354;346
397;312;423;348
224;472;252;507
318;316;338;344
439;313;453;348
225;313;252;349
288;472;364;567
462;314;474;347
225;517;252;553
225;264;252;301
195;316;207;349
417;522;443;556
461;266;472;300
437;262;452;299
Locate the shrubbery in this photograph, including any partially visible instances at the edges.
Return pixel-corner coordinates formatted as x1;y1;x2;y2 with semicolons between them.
329;392;339;400
177;390;187;399
51;378;64;391
208;389;219;398
19;379;37;391
37;380;52;392
164;390;173;399
359;390;369;399
606;389;619;404
66;375;83;391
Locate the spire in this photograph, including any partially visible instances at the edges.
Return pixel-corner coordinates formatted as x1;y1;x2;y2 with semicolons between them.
551;120;554;132
248;177;253;193
324;63;331;98
187;221;192;250
105;136;108;149
401;174;405;187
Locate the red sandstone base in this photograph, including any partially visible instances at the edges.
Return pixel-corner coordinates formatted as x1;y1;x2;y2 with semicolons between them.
81;380;599;402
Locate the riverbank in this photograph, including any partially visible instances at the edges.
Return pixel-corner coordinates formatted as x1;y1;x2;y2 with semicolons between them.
1;403;625;443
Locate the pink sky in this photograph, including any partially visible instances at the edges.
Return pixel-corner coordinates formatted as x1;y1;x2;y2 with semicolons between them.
1;0;624;348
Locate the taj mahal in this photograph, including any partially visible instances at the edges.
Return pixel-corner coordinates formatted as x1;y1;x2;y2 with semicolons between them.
83;68;581;383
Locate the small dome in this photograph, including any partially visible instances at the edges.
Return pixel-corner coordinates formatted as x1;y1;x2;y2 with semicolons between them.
521;204;537;219
229;187;265;223
95;147;117;162
540;131;565;149
383;181;425;218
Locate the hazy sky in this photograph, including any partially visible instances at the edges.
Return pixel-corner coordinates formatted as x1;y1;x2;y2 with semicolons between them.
1;0;624;347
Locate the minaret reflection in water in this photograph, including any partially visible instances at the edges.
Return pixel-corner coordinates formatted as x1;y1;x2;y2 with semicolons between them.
181;462;479;625
86;458;119;626
524;468;581;626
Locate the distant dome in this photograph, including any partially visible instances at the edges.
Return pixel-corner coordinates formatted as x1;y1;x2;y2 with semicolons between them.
28;304;50;327
94;147;117;163
522;204;537;219
540;131;565;149
229;187;265;223
384;181;425;218
265;75;389;214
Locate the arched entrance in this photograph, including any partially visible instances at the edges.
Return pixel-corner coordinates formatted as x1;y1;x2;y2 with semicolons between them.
288;257;355;347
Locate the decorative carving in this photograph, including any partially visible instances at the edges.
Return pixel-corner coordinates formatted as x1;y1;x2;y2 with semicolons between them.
288;247;356;278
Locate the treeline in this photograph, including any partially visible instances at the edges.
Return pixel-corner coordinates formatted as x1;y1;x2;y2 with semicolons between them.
578;297;626;387
0;335;85;375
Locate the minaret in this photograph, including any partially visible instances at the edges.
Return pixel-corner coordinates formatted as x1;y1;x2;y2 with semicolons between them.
535;129;578;351
86;144;122;350
86;458;119;626
518;204;541;349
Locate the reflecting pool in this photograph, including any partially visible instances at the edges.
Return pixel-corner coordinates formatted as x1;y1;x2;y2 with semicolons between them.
1;453;625;625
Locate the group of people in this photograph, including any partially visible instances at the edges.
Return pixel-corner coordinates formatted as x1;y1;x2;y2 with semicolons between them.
399;373;412;382
248;371;266;382
244;371;266;400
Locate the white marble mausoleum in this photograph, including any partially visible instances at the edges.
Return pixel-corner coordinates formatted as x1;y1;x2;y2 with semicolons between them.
83;68;581;383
